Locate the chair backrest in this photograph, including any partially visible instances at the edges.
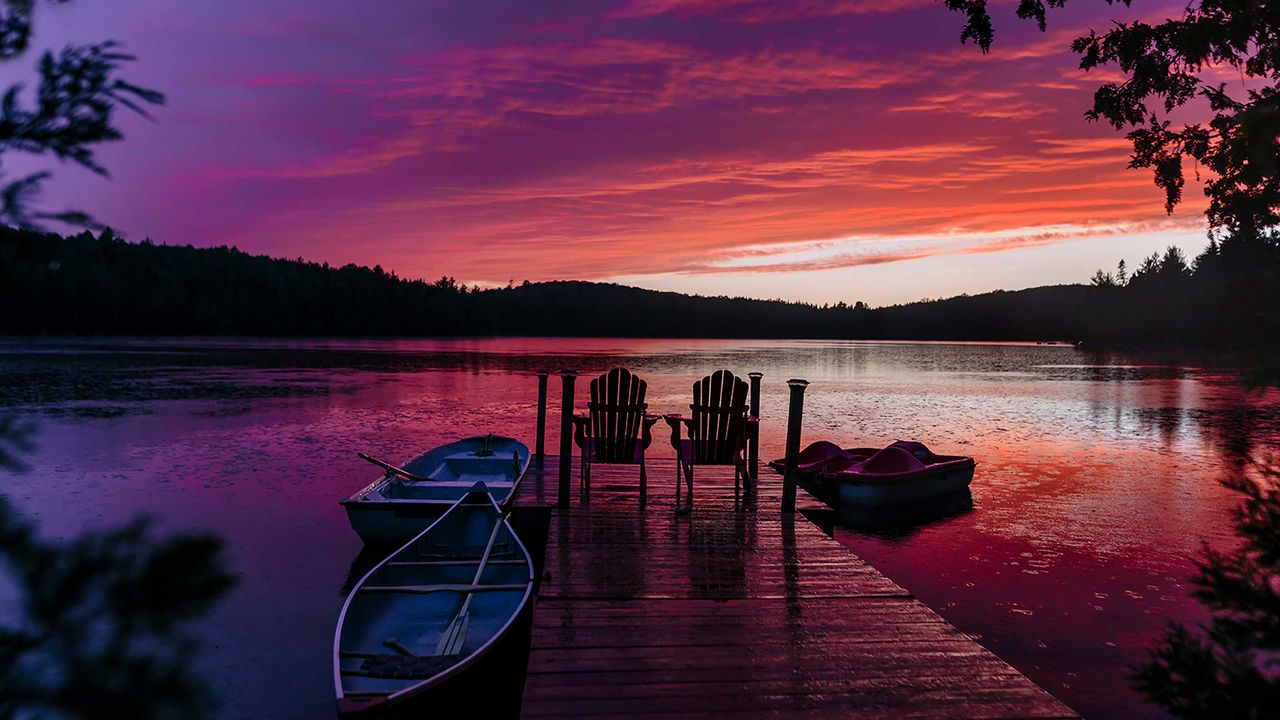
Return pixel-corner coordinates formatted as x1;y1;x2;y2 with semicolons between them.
689;369;749;463
588;367;649;462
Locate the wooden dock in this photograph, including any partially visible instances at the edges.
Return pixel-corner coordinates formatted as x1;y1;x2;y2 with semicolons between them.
511;456;1078;719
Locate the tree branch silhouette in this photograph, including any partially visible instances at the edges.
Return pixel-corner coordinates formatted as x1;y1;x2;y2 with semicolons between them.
0;1;164;230
1132;459;1280;716
944;1;1280;243
0;496;237;719
0;6;234;717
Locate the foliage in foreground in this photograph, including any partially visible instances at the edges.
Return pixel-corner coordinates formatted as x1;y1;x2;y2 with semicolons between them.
0;0;164;230
1133;459;1280;718
0;495;237;719
0;10;228;713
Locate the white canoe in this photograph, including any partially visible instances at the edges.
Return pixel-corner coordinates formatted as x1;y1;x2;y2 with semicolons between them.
342;435;530;546
334;484;534;717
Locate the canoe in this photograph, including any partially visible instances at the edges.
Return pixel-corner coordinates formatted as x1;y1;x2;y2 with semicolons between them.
342;435;530;546
334;484;534;717
820;440;975;506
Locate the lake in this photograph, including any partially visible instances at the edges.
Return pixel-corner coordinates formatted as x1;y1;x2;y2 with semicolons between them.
1;337;1275;719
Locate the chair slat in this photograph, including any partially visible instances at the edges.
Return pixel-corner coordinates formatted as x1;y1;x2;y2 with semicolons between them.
591;374;604;463
583;367;651;464
686;369;749;464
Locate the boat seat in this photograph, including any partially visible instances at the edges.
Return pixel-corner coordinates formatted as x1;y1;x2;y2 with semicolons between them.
404;480;514;488
421;541;515;561
351;653;458;679
861;446;926;475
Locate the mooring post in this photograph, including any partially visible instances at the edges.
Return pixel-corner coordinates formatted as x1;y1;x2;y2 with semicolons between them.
535;370;549;461
782;378;809;513
748;372;763;479
558;370;577;510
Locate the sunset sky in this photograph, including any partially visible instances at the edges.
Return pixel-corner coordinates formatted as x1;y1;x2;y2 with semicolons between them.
12;0;1212;305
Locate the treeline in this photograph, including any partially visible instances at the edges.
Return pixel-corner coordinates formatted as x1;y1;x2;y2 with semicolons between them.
1083;237;1280;349
1;225;1273;347
1;228;472;336
0;227;1093;340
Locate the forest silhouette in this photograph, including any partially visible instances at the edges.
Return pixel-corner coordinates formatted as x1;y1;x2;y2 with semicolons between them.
2;226;1277;351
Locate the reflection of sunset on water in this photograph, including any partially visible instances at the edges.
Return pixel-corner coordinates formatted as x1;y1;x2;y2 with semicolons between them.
3;337;1272;718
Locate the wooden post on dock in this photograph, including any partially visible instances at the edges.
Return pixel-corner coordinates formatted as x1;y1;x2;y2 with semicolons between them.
748;372;762;479
781;378;808;513
558;370;577;509
535;371;549;461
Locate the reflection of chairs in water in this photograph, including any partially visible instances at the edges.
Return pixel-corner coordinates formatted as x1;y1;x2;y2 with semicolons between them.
585;515;648;598
572;368;659;492
680;510;756;599
664;369;757;512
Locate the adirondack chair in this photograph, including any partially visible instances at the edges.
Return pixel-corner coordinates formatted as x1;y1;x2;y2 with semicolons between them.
571;368;660;491
664;369;758;512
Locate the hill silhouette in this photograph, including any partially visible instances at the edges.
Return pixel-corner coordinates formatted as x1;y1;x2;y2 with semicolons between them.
4;226;1275;348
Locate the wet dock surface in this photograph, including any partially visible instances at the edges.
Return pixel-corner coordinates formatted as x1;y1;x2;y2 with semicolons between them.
512;457;1079;718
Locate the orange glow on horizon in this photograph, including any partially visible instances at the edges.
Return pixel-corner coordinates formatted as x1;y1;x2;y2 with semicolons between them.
32;0;1205;304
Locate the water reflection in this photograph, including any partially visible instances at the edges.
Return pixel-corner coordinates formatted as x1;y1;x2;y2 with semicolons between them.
684;510;754;599
832;488;975;537
1;337;1276;720
341;544;392;598
0;495;235;719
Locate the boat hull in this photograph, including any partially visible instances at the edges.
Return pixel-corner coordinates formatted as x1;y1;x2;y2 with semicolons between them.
343;500;452;547
835;463;975;507
343;435;530;546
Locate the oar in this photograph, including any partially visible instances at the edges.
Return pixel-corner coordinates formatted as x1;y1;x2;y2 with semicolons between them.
357;452;428;482
434;504;510;656
472;432;495;457
382;637;416;657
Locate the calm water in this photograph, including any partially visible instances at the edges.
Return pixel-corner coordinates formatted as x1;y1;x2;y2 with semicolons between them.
2;337;1276;719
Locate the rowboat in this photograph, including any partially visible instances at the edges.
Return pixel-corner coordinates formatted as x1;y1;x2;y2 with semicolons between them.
342;435;530;546
334;484;534;717
820;440;975;506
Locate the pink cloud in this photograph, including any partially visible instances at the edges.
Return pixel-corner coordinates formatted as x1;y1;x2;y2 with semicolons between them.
610;0;934;22
38;0;1213;304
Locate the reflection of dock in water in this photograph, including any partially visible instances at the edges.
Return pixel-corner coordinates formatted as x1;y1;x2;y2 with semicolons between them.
511;457;1077;718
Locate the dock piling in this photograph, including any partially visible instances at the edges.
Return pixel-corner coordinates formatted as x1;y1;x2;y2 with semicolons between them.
782;378;808;513
748;371;763;479
535;371;549;461
557;370;577;509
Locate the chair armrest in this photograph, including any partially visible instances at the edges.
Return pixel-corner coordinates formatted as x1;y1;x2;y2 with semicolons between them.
663;414;683;448
571;413;590;449
639;414;660;450
743;414;760;451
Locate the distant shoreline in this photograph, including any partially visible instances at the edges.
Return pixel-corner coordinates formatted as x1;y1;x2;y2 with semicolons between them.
4;227;1274;356
0;334;1083;345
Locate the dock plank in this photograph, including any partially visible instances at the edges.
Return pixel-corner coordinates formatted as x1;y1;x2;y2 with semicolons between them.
514;457;1077;719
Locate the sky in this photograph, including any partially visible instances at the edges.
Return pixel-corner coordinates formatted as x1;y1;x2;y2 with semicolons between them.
6;0;1215;306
